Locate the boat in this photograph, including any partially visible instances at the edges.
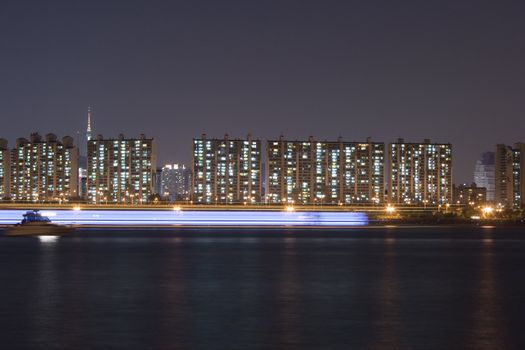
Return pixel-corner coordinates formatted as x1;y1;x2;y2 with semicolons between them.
6;210;74;236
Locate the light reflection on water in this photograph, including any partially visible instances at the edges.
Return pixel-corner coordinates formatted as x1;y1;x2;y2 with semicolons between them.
467;228;506;348
370;236;404;350
0;227;523;349
35;233;59;345
38;235;59;244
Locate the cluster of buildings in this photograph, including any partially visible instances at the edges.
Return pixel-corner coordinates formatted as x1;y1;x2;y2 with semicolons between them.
0;132;159;204
191;137;525;209
192;135;453;205
0;109;189;204
0;132;454;206
451;145;525;210
0;132;192;204
0;110;523;209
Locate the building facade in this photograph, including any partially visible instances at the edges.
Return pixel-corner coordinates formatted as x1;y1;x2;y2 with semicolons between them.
87;134;156;204
10;133;78;202
161;164;191;202
192;134;261;204
78;167;88;200
266;137;385;205
389;139;452;205
474;151;495;202
154;167;162;198
453;183;487;206
0;139;10;199
495;143;525;209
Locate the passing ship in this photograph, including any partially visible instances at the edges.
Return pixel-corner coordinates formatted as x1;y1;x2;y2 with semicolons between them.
6;210;74;236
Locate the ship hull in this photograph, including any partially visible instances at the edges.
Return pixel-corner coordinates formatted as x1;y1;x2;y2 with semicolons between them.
6;223;74;236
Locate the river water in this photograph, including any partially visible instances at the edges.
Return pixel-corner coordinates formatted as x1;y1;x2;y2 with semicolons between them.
0;226;524;349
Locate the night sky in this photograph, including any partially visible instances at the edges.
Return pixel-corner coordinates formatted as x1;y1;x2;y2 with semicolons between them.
1;0;524;183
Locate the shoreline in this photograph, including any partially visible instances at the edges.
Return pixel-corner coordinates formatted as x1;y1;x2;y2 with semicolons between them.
1;222;523;229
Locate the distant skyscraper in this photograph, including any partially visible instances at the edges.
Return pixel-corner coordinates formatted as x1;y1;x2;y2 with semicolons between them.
154;167;162;197
495;143;525;208
0;139;10;199
86;106;93;142
192;134;261;204
266;137;385;205
389;139;452;205
161;164;191;201
10;133;78;202
473;151;495;202
87;134;157;204
78;167;88;199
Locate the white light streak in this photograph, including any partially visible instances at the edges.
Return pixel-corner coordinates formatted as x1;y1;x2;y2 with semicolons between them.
0;210;368;227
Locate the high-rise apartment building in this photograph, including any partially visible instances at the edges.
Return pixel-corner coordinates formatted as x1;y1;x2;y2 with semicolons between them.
87;134;156;204
495;144;512;207
0;139;10;199
266;137;385;205
192;134;261;204
161;164;192;201
474;151;495;202
495;143;525;208
389;139;452;205
10;133;78;202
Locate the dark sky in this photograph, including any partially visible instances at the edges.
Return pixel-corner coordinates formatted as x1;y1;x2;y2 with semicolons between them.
1;0;524;183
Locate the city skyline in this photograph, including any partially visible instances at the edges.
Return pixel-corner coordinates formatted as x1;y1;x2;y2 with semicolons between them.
2;2;525;349
1;1;524;184
0;105;520;186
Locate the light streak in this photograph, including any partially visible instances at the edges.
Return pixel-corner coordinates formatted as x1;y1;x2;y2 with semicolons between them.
0;210;368;227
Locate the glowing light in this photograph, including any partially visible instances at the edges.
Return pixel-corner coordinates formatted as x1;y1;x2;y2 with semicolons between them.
38;236;59;243
173;206;182;212
0;209;368;226
385;205;396;213
73;206;81;211
285;206;295;212
482;206;494;214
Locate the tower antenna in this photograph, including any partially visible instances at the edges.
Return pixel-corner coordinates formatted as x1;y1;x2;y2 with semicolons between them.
86;106;93;141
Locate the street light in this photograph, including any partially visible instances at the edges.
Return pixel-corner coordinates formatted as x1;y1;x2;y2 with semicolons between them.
482;206;494;215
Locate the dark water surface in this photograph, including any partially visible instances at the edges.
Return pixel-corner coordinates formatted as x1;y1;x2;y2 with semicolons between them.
1;226;524;350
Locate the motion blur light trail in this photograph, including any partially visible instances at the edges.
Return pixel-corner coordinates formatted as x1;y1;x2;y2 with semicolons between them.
0;210;368;227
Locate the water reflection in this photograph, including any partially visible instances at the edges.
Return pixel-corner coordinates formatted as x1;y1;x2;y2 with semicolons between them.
467;228;507;348
277;235;301;349
155;238;189;348
34;234;59;344
38;235;59;244
1;227;524;349
370;235;405;350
